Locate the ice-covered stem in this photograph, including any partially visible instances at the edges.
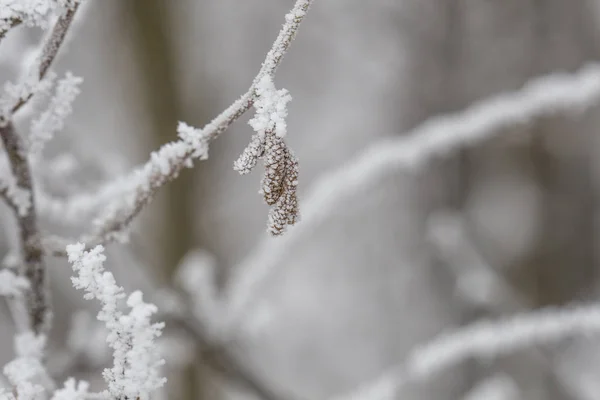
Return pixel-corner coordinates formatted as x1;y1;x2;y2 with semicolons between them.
45;0;315;255
222;63;600;325
0;122;50;335
66;243;166;400
333;303;600;400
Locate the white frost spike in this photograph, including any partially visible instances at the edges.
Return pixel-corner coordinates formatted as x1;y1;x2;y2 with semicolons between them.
67;243;166;400
249;74;292;138
30;71;83;155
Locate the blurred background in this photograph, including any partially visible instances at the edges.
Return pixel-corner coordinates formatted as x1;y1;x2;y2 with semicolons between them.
3;1;600;400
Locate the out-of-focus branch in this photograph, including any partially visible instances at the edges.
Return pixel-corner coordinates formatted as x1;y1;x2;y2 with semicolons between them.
45;0;315;257
221;63;600;327
0;122;49;334
331;302;600;400
162;308;292;400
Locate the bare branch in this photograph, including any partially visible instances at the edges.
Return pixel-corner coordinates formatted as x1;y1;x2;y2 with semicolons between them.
0;122;49;334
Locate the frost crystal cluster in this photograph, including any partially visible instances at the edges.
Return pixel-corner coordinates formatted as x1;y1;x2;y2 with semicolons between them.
234;74;300;235
1;332;52;400
67;243;166;400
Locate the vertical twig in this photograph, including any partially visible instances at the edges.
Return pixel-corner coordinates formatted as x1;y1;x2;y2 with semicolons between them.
0;3;80;334
0;122;49;334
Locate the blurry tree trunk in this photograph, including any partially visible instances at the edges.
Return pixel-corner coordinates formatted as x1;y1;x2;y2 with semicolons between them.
124;2;212;400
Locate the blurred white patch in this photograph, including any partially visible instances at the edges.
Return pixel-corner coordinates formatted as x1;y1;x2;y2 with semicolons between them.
466;174;541;267
463;374;520;400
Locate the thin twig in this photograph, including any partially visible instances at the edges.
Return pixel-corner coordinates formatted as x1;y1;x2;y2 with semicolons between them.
0;122;49;334
46;0;315;257
9;4;81;116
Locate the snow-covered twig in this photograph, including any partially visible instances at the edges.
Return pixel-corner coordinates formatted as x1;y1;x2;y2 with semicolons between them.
0;122;49;334
222;63;600;326
0;0;83;336
29;71;82;155
332;302;600;400
45;0;315;256
2;1;82;120
66;243;166;400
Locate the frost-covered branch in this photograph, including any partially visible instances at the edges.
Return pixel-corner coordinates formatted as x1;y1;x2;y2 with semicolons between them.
29;71;82;155
0;122;49;334
333;302;600;400
2;1;81;119
222;63;600;326
66;243;166;400
0;1;84;336
45;0;314;256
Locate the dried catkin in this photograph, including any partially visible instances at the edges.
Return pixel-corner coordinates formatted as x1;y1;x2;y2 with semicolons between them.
261;131;287;205
233;134;265;175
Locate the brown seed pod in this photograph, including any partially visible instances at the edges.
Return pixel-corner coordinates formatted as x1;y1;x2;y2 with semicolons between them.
261;131;287;205
266;150;300;235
